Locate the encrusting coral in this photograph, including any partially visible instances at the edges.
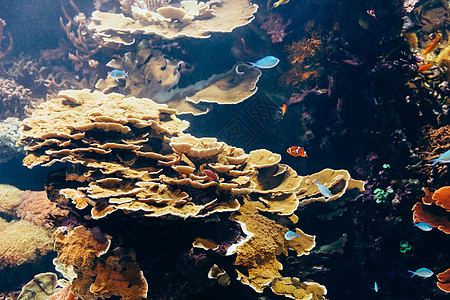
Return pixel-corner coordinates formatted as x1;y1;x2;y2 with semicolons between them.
19;89;364;297
52;226;148;300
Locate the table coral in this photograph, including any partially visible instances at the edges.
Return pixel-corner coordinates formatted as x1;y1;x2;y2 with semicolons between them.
19;89;364;297
89;0;258;41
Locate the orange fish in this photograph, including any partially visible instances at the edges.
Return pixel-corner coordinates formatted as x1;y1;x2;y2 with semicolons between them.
280;104;288;116
287;146;307;157
88;59;99;68
417;63;434;72
366;9;376;19
422;33;442;57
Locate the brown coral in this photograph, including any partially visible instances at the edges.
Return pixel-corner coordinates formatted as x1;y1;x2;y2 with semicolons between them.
89;0;258;41
53;226;148;300
19;89;364;296
0;78;38;120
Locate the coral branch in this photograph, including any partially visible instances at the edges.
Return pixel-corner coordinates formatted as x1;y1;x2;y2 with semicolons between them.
0;18;13;60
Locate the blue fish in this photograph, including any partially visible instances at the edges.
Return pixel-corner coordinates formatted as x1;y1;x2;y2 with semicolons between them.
109;69;128;81
248;56;280;69
413;222;433;231
430;150;450;166
313;179;332;198
284;230;301;240
408;267;434;278
372;282;379;292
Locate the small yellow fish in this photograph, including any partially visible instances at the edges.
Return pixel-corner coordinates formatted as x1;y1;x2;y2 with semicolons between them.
273;0;290;8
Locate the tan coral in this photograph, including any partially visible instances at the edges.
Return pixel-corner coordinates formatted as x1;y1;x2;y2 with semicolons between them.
271;277;327;300
19;89;364;296
89;0;258;40
53;226;148;300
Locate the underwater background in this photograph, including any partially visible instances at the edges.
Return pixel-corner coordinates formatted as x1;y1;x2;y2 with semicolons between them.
0;0;449;299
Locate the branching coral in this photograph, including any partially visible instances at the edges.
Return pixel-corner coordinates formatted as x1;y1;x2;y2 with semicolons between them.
0;18;13;60
19;89;364;297
60;0;108;61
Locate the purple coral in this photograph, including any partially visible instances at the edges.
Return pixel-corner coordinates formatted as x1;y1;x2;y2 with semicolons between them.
261;13;291;44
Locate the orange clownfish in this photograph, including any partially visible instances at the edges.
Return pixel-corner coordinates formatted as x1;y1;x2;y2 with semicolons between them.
417;63;435;72
366;9;376;19
422;33;442;57
280;104;288;116
88;59;99;68
287;146;307;157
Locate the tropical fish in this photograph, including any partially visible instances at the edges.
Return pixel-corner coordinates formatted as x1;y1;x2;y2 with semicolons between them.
284;230;301;240
422;33;442;57
372;282;379;292
417;63;434;72
367;9;376;19
287;146;307;157
430;150;450;166
273;0;290;8
280;104;288;116
408;267;434;278
88;59;99;68
413;222;433;231
109;69;128;81
204;169;220;185
248;56;280;69
313;179;332;198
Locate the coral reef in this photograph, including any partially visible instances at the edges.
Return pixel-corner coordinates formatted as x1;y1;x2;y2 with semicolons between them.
0;79;37;120
281;27;325;90
88;0;258;41
18;89;364;297
261;13;291;44
53;226;147;300
412;187;450;293
0;183;68;292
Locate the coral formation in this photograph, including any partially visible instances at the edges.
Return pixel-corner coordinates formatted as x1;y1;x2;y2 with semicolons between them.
0;18;12;60
413;187;450;233
437;268;450;293
261;13;291;44
17;272;59;300
270;277;327;300
0;79;37;120
19;89;364;296
88;0;258;41
53;226;148;300
412;187;450;293
0;117;23;162
0;185;66;270
281;27;325;90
